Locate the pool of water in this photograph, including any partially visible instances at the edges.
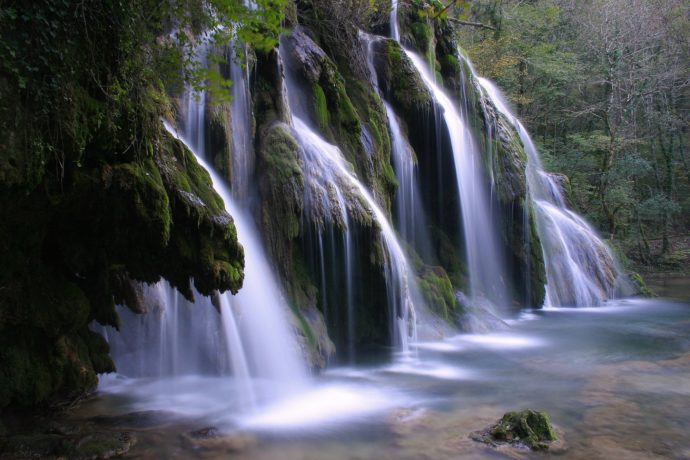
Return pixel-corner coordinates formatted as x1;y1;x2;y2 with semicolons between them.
67;297;690;459
646;274;690;301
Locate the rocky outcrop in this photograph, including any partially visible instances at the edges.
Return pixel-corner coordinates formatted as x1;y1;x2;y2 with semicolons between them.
0;126;245;409
471;409;558;451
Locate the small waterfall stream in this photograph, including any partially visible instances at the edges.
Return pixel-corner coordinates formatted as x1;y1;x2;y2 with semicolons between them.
279;44;421;354
290;115;419;353
473;76;621;306
401;50;510;309
362;32;432;259
387;4;510;310
229;43;254;200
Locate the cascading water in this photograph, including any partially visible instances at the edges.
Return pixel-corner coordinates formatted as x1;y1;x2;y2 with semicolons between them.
165;93;306;389
390;0;400;41
101;44;306;412
472;75;621;306
278;39;420;352
361;32;432;259
397;47;510;310
290;116;419;352
229;43;254;200
98;282;229;378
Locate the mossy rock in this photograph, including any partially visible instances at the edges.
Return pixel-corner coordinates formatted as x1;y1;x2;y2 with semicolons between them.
257;123;304;277
71;431;137;459
0;128;245;409
417;266;460;322
373;39;432;118
629;272;655;297
471;409;557;451
397;0;435;59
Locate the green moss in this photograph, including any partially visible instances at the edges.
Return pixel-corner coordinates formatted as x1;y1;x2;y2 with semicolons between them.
257;123;304;283
0;125;245;410
630;272;655;297
313;83;330;131
441;54;460;74
412;22;433;55
382;40;433;116
206;100;233;179
417;266;460;321
397;0;434;58
491;410;557;450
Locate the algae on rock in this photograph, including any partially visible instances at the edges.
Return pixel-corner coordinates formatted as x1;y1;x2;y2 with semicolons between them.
471;409;558;451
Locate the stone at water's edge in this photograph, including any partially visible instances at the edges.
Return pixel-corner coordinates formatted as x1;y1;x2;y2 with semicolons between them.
471;409;557;451
180;427;257;453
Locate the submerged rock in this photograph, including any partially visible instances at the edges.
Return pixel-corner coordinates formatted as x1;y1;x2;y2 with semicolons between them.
188;426;220;439
0;430;136;459
181;428;257;453
72;431;137;459
90;410;176;430
471;409;557;451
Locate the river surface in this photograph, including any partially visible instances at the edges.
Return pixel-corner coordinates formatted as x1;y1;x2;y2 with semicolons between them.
66;296;690;459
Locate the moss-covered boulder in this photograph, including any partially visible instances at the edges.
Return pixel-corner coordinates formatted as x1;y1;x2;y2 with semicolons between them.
471;409;557;451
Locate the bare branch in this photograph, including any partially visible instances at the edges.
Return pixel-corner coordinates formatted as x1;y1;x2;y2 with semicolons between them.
447;18;495;31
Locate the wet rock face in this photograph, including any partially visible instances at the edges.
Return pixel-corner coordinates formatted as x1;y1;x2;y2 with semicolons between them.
471;409;557;451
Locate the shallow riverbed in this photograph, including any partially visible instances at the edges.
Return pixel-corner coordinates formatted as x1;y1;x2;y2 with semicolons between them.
54;296;690;459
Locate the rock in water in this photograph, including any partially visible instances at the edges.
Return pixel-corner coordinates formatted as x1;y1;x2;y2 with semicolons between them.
471;409;557;451
72;431;137;459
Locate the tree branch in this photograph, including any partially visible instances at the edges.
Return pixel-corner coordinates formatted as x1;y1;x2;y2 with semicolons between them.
433;0;457;19
447;18;496;31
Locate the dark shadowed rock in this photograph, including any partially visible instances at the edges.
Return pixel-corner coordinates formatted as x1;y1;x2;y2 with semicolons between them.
72;431;136;459
90;410;176;429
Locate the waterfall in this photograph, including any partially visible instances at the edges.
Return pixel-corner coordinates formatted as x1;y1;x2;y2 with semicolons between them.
362;32;432;259
400;50;510;309
386;8;509;310
472;75;621;306
98;283;227;378
101;44;307;410
229;44;254;200
290;116;419;352
164;95;306;389
278;39;419;352
390;0;400;41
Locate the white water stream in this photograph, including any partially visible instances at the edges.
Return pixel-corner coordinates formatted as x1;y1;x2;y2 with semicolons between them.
403;50;510;309
474;76;621;306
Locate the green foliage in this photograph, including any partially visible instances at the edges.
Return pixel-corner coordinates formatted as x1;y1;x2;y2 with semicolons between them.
0;0;286;189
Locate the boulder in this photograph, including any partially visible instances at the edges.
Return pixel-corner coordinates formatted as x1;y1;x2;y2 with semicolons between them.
471;409;557;451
